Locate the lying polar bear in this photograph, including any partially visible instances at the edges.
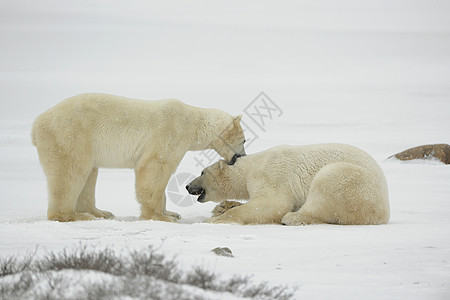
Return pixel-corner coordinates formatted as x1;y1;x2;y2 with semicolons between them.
187;144;389;225
32;93;246;222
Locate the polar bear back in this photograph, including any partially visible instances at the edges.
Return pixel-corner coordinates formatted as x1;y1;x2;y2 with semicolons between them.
32;93;190;169
250;143;383;179
244;144;387;208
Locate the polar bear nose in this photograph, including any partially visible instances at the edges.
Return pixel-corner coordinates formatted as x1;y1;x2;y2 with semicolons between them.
228;153;246;165
186;185;204;195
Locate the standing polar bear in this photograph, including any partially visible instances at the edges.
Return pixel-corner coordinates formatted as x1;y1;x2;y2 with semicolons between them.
187;144;389;225
32;93;246;222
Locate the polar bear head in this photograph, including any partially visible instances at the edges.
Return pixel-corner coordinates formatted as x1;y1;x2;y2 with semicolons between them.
211;115;246;165
186;159;246;203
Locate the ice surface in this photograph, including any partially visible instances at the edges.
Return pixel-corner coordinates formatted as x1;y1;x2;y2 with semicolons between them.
0;1;449;299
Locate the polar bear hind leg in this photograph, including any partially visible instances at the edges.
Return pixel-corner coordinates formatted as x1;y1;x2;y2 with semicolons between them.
34;126;110;222
282;162;387;225
41;152;96;222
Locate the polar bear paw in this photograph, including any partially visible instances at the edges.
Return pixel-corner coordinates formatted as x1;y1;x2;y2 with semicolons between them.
204;214;244;225
48;212;96;222
140;212;179;223
211;201;243;217
165;211;182;220
281;212;321;226
90;209;114;219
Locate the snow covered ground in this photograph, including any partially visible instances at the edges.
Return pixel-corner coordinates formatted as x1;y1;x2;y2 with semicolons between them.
0;0;449;299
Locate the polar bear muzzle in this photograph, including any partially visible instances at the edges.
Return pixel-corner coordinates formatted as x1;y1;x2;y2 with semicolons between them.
228;153;246;165
185;184;207;202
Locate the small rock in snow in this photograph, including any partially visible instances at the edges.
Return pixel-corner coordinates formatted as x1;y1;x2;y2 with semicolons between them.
211;247;233;258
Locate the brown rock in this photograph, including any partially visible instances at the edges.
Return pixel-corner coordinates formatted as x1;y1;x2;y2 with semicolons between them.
389;144;450;164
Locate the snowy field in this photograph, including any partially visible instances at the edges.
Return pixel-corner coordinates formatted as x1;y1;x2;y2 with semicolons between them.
1;0;449;299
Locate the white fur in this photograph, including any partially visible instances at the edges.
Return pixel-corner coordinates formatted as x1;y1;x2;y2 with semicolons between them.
32;93;245;222
190;144;389;225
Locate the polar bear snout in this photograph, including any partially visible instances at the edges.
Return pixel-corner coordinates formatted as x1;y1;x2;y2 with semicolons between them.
186;184;207;203
186;184;204;196
228;153;246;165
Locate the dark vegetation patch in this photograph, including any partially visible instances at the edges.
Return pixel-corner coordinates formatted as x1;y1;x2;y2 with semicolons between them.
0;244;296;299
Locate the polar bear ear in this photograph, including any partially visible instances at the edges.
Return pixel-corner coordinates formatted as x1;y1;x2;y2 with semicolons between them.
233;115;242;124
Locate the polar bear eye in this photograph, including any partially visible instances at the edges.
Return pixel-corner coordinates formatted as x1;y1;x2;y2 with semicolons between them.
201;171;205;176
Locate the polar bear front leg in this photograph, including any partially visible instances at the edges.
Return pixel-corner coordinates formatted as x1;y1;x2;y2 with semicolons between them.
135;154;182;222
76;168;114;219
206;195;293;225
